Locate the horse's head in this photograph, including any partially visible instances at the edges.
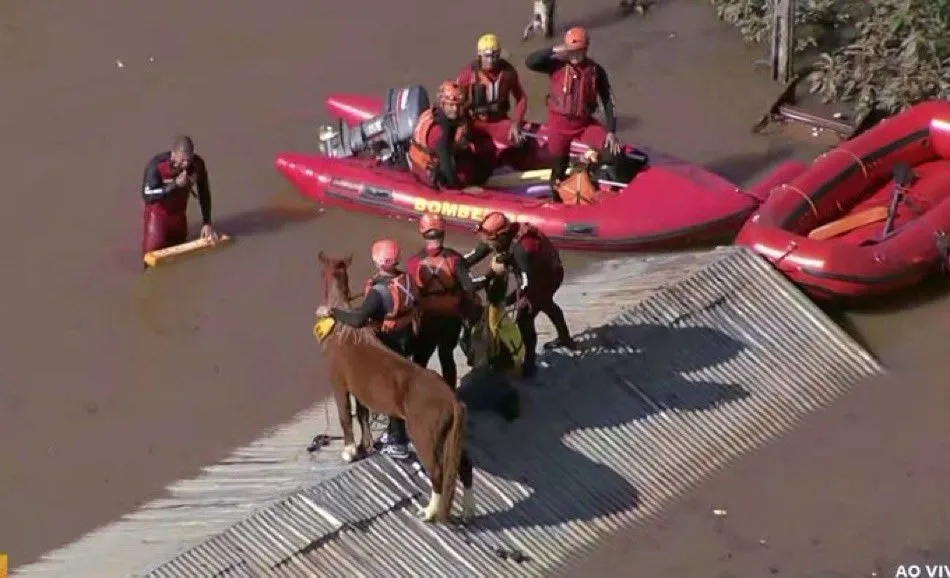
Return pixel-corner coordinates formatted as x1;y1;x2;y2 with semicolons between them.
318;250;354;308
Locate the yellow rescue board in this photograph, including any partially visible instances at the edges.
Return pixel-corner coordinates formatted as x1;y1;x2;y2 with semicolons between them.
484;169;552;188
143;234;233;267
807;207;888;241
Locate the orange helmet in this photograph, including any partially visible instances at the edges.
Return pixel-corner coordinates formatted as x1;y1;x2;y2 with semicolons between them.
437;80;466;108
562;27;590;51
418;212;446;237
474;211;513;239
371;239;400;270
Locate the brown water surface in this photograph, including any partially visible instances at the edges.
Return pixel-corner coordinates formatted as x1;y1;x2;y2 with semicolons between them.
1;0;947;574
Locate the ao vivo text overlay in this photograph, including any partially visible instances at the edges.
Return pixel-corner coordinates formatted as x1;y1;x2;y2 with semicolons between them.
896;564;950;577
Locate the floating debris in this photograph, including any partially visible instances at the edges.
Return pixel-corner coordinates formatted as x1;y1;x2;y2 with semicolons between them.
115;59;125;68
713;508;728;517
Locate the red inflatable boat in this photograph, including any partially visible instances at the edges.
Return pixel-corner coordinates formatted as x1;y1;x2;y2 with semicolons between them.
275;86;758;251
736;100;950;300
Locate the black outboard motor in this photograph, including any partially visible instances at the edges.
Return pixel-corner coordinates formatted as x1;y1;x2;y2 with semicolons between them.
317;85;430;163
589;147;649;185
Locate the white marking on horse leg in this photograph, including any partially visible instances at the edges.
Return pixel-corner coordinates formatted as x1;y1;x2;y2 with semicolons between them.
419;491;441;522
341;443;359;463
462;487;475;522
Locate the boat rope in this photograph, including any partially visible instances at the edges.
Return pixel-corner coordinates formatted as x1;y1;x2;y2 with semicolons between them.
778;183;820;219
774;241;799;267
820;147;870;180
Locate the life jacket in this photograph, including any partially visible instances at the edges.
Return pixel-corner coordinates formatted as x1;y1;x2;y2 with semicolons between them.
513;223;562;270
547;59;599;119
556;170;599;205
468;61;512;120
363;272;420;333
487;303;525;370
411;249;464;316
408;108;470;175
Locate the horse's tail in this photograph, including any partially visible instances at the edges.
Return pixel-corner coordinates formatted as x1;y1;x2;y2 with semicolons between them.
438;399;467;520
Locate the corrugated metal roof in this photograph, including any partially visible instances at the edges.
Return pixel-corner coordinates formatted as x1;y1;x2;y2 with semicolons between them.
13;248;728;578
136;248;882;578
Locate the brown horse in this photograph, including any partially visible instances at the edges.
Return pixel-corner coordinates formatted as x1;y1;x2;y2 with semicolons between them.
315;251;475;523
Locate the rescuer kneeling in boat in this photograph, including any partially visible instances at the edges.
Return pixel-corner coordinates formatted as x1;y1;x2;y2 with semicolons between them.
456;33;533;170
315;239;419;460
525;27;622;202
408;81;495;190
141;135;219;260
407;213;481;388
465;212;574;378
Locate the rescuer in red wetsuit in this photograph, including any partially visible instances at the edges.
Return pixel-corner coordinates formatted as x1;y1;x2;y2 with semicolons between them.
456;33;532;169
465;212;574;378
407;81;495;190
406;213;480;388
141;136;218;259
525;27;622;202
315;239;420;460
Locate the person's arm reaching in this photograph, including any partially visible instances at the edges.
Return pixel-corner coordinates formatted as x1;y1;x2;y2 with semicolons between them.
594;64;617;134
509;243;531;292
463;242;492;268
509;69;528;125
454;258;478;293
525;48;562;74
331;289;383;327
194;157;212;225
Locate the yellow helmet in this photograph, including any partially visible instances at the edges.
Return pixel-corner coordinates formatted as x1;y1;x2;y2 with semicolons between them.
476;33;501;55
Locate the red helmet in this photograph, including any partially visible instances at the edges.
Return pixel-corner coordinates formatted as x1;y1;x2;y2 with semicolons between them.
419;212;446;237
371;239;400;270
562;27;590;51
474;211;512;239
437;80;466;108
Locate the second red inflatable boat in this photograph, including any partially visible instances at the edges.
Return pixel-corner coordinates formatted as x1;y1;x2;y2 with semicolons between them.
736;100;950;300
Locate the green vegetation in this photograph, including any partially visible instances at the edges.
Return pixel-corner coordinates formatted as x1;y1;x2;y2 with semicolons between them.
709;0;950;116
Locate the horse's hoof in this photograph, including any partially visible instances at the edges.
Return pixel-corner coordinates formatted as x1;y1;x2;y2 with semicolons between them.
341;444;360;463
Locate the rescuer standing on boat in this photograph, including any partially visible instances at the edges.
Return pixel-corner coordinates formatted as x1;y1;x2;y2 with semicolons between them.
465;212;574;378
456;34;532;169
407;213;480;388
142;135;218;258
408;81;495;190
315;239;419;460
524;27;622;202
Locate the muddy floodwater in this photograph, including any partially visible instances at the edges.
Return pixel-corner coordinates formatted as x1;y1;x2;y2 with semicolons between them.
1;0;948;574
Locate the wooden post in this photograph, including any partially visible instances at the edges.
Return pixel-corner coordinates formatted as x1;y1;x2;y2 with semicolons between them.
770;0;795;84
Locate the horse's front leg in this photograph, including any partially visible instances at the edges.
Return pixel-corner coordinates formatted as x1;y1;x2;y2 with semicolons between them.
335;389;359;463
355;401;374;455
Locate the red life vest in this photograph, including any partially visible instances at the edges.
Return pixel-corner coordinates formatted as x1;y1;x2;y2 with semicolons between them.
547;60;598;119
408;108;470;175
514;223;562;270
363;273;420;333
411;249;464;316
467;60;515;120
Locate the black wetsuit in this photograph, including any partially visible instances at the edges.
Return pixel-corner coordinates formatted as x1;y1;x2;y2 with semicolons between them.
410;247;478;388
142;151;212;225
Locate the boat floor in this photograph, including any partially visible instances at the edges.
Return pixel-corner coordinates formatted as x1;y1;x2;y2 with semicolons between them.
817;160;950;245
